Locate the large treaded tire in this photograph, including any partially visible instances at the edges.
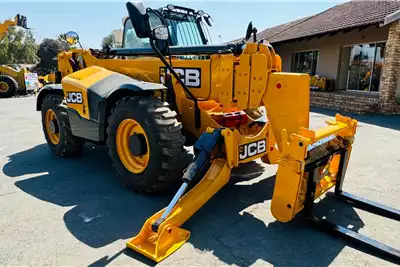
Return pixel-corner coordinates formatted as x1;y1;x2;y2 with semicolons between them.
107;96;190;193
41;95;85;157
0;75;18;98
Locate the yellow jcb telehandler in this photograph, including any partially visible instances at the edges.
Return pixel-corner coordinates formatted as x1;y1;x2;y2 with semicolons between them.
0;14;41;98
36;2;400;263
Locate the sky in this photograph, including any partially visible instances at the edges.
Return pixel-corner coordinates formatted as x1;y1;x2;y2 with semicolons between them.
2;1;345;48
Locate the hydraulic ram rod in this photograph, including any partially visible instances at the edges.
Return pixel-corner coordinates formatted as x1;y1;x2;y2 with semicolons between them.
151;130;222;232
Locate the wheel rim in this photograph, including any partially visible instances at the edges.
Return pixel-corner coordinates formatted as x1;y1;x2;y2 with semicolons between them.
0;82;9;93
116;119;150;174
45;109;60;145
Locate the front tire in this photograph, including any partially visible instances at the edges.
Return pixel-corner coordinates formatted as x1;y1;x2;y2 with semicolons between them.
41;95;85;157
107;96;190;193
0;75;18;98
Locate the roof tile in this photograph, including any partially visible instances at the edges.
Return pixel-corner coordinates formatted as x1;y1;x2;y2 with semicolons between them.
254;0;400;43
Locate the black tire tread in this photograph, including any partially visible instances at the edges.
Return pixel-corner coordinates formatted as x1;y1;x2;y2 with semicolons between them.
41;94;85;157
107;96;191;193
0;75;18;98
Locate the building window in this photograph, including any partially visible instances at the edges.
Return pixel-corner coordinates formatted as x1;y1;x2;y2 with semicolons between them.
292;50;319;74
339;42;385;92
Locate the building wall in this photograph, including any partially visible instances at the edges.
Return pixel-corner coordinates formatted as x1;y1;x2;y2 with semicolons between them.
397;74;400;100
379;20;400;113
274;24;390;83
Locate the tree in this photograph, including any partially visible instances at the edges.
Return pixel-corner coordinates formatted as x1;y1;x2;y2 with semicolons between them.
102;32;114;48
36;38;65;70
101;31;122;48
0;27;38;65
57;33;69;50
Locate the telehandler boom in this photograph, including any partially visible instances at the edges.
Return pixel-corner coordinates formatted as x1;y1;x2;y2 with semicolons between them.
36;2;400;263
0;14;27;41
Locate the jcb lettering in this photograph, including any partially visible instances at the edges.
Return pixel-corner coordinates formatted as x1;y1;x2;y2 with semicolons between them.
66;92;83;104
239;140;267;160
159;67;201;88
185;69;200;87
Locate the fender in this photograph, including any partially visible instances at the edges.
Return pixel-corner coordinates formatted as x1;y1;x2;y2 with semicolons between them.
62;66;166;142
36;84;64;111
83;69;166;124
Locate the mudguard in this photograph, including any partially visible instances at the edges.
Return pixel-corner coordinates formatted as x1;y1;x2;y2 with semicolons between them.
61;66;166;142
36;84;64;111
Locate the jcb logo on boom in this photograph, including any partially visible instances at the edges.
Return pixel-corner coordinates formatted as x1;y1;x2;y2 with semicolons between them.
66;92;83;104
159;67;201;88
239;140;266;160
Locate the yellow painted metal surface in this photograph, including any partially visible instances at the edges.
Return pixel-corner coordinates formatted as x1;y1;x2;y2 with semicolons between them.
58;49;213;100
209;54;235;107
262;72;310;150
233;54;250;109
271;116;357;222
116;119;150;174
270;130;310;222
62;66;114;120
0;66;28;90
0;81;9;92
0;18;16;41
249;54;268;108
127;159;231;262
44;109;60;145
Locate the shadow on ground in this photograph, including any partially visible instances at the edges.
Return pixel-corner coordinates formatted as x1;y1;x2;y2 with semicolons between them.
3;144;170;249
311;107;400;131
3;144;388;266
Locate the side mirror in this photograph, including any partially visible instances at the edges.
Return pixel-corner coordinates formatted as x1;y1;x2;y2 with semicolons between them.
126;2;149;39
65;31;79;45
245;22;253;41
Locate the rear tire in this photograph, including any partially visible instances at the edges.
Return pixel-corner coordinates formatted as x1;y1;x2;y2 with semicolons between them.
107;96;190;193
41;95;85;157
0;75;18;98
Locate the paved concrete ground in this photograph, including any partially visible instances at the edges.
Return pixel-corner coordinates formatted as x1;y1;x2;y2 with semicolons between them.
0;96;399;266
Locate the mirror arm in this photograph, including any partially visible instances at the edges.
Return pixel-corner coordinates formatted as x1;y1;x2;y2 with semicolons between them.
253;27;258;43
149;37;201;128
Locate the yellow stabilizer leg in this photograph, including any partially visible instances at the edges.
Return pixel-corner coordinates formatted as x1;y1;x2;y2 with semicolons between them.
127;158;231;262
271;115;357;222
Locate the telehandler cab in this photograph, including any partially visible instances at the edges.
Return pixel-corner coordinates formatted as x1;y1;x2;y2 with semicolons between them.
36;2;400;263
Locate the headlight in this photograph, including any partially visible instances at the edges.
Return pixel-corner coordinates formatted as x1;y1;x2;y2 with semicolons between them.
197;10;204;16
167;4;174;11
153;26;169;40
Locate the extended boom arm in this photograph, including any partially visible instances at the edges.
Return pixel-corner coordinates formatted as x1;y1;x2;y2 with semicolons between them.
0;14;28;42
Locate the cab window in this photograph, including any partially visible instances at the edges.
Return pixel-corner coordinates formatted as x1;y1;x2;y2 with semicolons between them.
123;14;163;49
123;19;151;49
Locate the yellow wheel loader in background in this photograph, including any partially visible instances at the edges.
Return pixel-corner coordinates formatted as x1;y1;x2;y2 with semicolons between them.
36;2;400;263
0;14;41;97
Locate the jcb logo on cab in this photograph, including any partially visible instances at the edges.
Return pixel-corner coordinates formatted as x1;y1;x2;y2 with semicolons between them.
66;92;83;104
159;67;201;88
239;140;266;160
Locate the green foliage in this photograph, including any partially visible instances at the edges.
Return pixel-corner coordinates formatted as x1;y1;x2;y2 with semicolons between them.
102;32;122;48
0;27;39;65
102;32;114;48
